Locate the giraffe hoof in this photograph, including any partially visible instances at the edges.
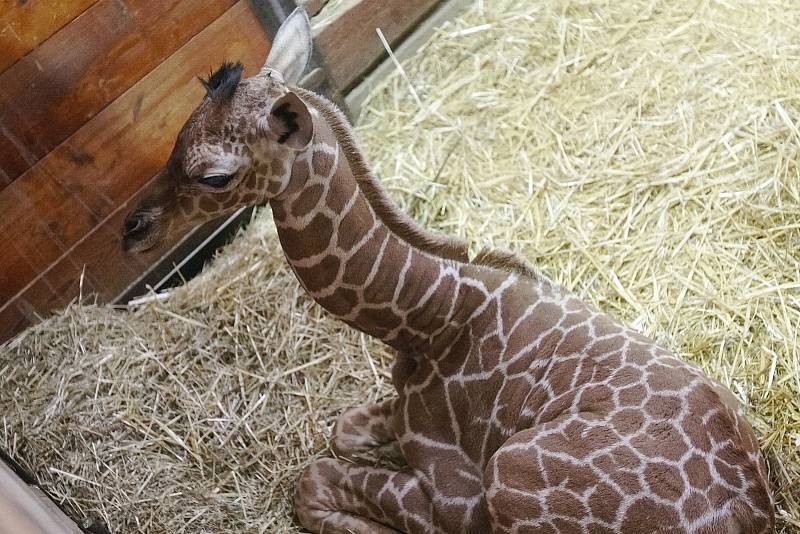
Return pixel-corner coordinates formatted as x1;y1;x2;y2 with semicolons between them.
330;432;379;458
331;406;390;457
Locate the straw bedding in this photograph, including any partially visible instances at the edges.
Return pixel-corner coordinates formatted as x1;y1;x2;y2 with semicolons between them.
2;0;799;531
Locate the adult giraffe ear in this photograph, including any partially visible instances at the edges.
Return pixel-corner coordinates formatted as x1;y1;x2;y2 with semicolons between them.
267;92;314;150
260;7;312;86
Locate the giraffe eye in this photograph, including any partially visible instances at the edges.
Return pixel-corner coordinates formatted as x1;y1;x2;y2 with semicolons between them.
199;174;233;188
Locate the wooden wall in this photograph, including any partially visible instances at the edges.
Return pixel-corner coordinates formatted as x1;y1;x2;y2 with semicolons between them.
311;0;440;92
0;1;271;341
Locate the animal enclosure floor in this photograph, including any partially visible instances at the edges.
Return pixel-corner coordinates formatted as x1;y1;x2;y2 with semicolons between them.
2;0;799;531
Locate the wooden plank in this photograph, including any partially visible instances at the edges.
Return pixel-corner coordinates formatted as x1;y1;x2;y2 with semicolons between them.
0;174;96;305
0;299;34;344
47;193;151;302
0;188;150;341
249;0;297;32
0;460;82;534
312;0;440;91
0;0;98;73
346;0;470;118
0;207;127;343
0;0;270;337
298;0;329;17
0;0;237;184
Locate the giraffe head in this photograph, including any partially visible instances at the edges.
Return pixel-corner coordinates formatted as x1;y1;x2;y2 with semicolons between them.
122;8;315;253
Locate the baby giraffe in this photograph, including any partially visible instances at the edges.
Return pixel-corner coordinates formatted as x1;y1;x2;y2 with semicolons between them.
122;9;774;533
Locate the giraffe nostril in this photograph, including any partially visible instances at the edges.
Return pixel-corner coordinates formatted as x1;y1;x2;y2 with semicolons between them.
123;212;150;238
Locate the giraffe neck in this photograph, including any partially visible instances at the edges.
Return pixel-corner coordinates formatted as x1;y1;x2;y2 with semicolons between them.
269;99;511;352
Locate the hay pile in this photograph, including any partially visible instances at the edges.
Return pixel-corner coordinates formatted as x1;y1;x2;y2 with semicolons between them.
2;0;799;531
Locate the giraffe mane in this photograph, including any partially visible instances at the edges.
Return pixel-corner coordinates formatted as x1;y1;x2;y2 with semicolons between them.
293;87;542;281
200;62;244;102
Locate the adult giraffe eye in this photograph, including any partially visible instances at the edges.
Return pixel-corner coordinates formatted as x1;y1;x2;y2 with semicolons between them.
199;174;233;188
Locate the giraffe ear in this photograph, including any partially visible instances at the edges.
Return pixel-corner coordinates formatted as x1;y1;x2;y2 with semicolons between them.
261;7;312;85
267;92;313;149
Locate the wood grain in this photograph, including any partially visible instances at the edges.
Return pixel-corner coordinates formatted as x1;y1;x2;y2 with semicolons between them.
0;0;237;184
298;0;329;17
0;0;98;73
0;304;30;347
0;0;270;330
313;0;440;91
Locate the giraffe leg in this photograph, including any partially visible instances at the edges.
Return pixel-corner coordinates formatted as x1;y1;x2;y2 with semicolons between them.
294;457;431;534
331;398;399;458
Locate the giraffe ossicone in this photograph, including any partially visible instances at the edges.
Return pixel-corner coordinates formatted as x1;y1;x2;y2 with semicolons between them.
122;8;774;533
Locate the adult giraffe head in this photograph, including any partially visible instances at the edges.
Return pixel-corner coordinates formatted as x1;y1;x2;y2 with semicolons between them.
122;8;314;253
